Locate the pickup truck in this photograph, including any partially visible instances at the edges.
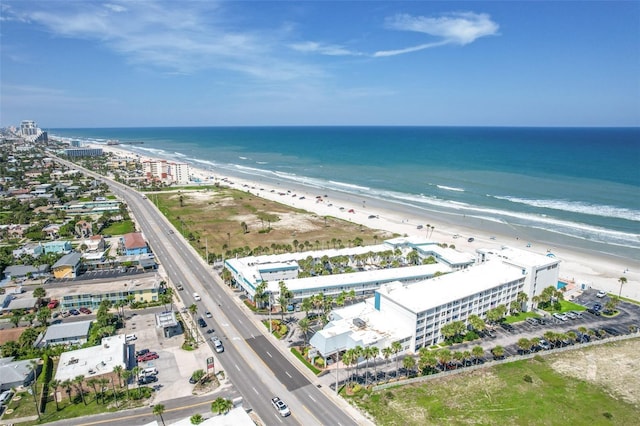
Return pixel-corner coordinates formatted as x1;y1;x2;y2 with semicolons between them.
271;396;291;417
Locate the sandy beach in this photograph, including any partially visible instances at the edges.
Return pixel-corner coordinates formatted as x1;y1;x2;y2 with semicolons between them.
96;142;640;301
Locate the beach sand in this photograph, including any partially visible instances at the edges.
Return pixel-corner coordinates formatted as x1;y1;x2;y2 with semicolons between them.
95;143;640;301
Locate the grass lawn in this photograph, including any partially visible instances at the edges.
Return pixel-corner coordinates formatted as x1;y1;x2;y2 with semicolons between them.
153;186;394;260
101;220;135;235
346;351;639;425
555;300;587;313
504;311;541;324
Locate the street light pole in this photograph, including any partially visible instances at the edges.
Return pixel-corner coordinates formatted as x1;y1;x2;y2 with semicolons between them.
268;292;272;334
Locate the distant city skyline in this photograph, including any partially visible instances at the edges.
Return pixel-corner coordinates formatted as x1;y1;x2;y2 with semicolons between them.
1;1;639;128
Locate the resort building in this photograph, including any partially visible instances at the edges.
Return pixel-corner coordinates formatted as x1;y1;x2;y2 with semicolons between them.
143;159;169;181
223;238;465;305
170;162;191;184
310;247;560;359
47;272;162;309
64;147;103;157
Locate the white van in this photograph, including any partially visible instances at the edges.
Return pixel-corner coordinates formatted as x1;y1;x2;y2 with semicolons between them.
141;367;158;376
193;292;201;301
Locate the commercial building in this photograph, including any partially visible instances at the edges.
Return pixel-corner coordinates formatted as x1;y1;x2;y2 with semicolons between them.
310;246;560;358
47;272;162;309
54;334;129;382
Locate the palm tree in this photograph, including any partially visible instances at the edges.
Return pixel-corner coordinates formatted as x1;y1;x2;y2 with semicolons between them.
491;346;505;359
342;349;356;385
381;347;392;381
121;370;132;398
352;346;363;383
87;378;99;404
211;397;233;415
402;356;415;378
362;347;372;384
436;348;452;370
391;341;402;379
369;346;380;384
190;414;204;425
471;345;484;365
74;375;87;405
618;276;627;298
301;297;314;319
298;318;310;349
517;338;531;354
62;379;73;402
153;404;166;426
113;365;124;388
50;379;61;410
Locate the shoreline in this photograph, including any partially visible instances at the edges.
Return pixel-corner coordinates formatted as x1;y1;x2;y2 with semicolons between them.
89;142;640;301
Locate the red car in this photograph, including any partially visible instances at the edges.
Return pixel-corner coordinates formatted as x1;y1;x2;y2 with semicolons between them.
79;307;92;314
47;300;59;309
137;352;159;362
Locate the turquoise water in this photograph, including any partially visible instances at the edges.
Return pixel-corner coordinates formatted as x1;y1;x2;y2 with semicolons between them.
50;126;640;255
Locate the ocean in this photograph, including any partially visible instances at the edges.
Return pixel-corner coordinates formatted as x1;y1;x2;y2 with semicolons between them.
50;126;640;260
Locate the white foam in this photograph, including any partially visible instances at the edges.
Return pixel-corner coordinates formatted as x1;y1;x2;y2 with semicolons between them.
437;185;465;192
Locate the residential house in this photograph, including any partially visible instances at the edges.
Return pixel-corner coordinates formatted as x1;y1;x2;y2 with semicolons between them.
38;320;92;347
81;235;105;252
43;240;72;254
42;224;61;239
3;264;50;281
12;243;44;259
75;220;93;238
0;357;41;391
120;232;148;255
6;224;27;239
51;252;82;279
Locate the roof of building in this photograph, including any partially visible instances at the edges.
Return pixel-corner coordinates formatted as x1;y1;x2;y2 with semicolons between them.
46;273;160;299
41;320;93;343
55;334;127;382
3;296;39;311
478;246;560;269
377;260;526;314
169;406;254;426
0;357;41;387
52;252;82;268
155;311;179;328
122;232;147;249
4;264;49;277
265;263;451;294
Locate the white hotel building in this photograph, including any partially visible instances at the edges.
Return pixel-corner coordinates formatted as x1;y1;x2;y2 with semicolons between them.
223;238;476;303
310;246;560;357
143;159;191;184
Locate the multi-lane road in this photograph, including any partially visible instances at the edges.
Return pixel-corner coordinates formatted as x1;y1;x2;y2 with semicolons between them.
55;157;362;426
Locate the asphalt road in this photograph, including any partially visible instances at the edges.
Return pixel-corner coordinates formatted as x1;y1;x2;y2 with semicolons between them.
55;158;361;426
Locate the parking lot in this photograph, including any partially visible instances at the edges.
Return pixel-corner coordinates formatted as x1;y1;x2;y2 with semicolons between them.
120;309;219;402
453;288;640;359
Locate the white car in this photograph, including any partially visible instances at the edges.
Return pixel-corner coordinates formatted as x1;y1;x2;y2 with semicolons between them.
212;337;224;353
193;292;201;301
553;313;568;321
125;334;137;342
271;397;291;417
596;290;607;298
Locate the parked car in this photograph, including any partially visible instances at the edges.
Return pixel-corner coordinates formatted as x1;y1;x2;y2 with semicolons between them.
60;310;71;318
0;390;13;405
500;322;514;332
467;237;475;243
587;308;601;316
125;334;137;342
525;318;539;326
69;309;80;316
138;375;158;385
79;307;92;314
596;290;607;298
136;348;150;357
593;303;603;311
565;311;577;320
553;313;568;321
137;352;159;362
47;300;59;309
141;367;158;376
271;397;291;417
538;339;551;350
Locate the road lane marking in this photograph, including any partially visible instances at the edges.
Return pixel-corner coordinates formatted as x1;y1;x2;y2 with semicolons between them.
235;364;240;371
285;371;292;378
266;351;273;358
307;394;316;402
252;386;259;395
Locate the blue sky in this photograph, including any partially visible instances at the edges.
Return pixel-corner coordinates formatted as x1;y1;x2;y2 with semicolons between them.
1;1;639;127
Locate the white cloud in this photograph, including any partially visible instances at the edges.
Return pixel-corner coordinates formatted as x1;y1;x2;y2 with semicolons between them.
375;11;499;57
14;1;318;80
289;41;361;56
